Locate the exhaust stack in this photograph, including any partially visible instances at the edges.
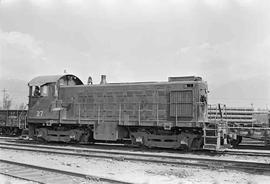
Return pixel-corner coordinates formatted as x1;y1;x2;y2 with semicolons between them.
100;75;107;84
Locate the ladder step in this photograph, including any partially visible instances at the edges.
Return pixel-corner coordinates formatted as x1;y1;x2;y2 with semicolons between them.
204;143;218;146
204;136;218;138
203;145;218;150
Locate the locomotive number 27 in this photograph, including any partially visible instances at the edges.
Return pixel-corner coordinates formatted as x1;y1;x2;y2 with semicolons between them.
36;111;43;117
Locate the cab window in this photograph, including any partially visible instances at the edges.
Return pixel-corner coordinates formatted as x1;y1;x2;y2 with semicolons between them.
33;86;41;97
54;84;58;97
40;85;48;96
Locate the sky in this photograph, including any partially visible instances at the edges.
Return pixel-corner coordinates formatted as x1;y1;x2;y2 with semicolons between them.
0;0;269;109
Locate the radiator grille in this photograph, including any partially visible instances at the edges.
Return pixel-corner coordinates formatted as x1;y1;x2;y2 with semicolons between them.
170;91;193;117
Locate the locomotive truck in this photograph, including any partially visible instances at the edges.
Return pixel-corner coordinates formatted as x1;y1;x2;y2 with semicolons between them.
27;74;218;150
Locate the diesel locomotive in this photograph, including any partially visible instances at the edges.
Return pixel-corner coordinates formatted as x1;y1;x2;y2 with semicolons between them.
27;74;209;150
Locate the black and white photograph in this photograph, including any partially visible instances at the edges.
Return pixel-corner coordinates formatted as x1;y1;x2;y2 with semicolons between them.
0;0;270;183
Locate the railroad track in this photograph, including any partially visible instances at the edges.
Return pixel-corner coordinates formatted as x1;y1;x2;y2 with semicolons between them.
0;142;270;176
223;149;270;157
3;136;270;158
236;144;270;150
2;138;270;158
0;159;134;184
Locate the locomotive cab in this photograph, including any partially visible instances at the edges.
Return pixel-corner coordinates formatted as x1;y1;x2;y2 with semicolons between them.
28;83;57;108
27;74;83;139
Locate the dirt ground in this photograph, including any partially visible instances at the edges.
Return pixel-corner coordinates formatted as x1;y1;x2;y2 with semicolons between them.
0;149;270;184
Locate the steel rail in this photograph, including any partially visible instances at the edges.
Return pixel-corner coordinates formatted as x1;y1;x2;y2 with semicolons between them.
2;140;270;158
0;143;270;175
2;139;270;162
223;150;270;157
2;137;270;157
0;170;44;184
0;159;135;184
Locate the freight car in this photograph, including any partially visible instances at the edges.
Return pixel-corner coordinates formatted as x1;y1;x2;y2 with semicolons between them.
0;110;27;136
27;74;216;150
208;105;270;146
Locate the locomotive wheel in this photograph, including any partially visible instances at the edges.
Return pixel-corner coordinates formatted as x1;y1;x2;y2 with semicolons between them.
130;135;136;145
4;128;11;136
37;137;47;142
191;138;203;150
231;135;242;148
180;144;189;152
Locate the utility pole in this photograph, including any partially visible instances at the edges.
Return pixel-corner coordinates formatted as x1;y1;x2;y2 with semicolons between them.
2;88;7;109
